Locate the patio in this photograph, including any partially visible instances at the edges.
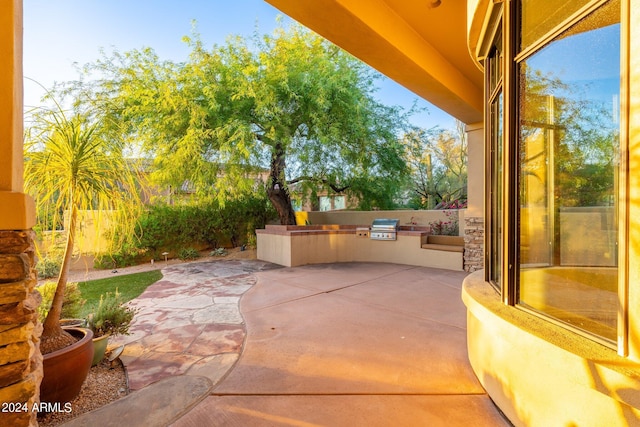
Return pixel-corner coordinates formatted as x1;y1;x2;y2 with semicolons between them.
64;260;509;426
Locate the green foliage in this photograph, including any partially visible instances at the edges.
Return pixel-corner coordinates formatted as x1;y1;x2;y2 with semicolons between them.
210;248;228;257
428;211;459;236
63;23;412;224
24;104;143;250
520;67;618;209
178;247;200;260
131;195;275;255
348;175;409;211
77;270;162;317
36;255;62;279
24;86;145;342
93;244;140;269
86;290;137;338
404;121;468;209
37;282;86;323
245;232;257;249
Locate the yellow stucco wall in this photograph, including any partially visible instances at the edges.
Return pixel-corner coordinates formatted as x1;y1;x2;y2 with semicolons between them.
465;123;484;218
0;0;35;230
0;0;23;193
295;209;465;234
464;271;640;427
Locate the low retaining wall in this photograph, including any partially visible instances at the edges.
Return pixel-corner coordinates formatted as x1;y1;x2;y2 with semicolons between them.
256;225;463;271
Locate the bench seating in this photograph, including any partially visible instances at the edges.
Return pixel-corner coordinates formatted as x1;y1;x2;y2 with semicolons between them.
421;235;465;253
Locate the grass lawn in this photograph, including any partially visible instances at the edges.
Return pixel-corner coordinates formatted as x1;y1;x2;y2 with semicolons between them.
77;270;163;318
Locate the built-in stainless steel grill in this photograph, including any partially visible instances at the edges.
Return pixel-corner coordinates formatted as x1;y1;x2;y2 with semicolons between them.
370;218;399;241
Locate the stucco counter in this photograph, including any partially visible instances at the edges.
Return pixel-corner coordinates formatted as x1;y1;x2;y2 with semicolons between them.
256;224;463;270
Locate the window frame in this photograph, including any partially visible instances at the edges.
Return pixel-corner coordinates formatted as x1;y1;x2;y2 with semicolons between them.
484;4;505;296
484;0;628;351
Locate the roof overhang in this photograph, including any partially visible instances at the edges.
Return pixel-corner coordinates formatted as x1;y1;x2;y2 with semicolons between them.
265;0;484;124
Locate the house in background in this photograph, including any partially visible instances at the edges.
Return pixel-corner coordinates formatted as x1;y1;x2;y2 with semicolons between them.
265;0;640;425
290;185;359;212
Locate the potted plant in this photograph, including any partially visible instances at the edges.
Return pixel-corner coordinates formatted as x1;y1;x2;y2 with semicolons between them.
36;281;86;328
35;280;94;405
86;290;137;366
24;87;142;404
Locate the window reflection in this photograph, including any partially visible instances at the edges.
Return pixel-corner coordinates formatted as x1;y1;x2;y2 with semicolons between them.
520;0;589;50
518;0;620;341
490;92;503;290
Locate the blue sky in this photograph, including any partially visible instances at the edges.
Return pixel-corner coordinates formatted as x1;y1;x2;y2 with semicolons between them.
23;0;455;130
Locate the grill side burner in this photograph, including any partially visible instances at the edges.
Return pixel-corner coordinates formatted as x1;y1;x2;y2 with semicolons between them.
370;218;399;241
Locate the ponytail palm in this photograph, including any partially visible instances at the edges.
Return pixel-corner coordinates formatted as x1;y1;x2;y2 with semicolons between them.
25;106;141;354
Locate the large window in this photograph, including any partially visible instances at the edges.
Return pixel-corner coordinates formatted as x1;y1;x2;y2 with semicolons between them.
487;25;504;293
486;0;623;345
318;195;346;211
517;0;621;342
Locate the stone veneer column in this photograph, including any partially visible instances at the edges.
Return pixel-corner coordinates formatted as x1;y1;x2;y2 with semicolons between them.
463;122;485;272
0;231;42;426
0;2;43;426
464;217;484;272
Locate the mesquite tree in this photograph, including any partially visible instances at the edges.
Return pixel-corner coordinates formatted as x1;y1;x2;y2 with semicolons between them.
68;24;410;223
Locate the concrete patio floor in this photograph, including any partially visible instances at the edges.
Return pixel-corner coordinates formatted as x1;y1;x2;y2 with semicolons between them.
65;261;510;427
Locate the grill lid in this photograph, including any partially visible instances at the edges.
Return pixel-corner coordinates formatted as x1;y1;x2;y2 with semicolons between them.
371;218;400;230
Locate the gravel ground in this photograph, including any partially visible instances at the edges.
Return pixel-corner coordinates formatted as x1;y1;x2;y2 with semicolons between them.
53;247;257;284
38;359;128;427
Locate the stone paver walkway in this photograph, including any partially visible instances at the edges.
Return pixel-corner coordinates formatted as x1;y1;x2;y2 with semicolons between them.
110;259;280;391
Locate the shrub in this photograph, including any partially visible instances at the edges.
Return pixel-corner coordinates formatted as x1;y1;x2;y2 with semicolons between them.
178;247;200;260
428;211;459;236
86;290;137;337
246;232;257;248
93;244;140;269
36;255;62;279
210;248;227;257
130;195;277;254
37;282;85;323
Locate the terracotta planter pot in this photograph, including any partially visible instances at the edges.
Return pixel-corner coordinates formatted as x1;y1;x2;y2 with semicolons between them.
60;318;85;328
91;333;111;366
41;327;94;405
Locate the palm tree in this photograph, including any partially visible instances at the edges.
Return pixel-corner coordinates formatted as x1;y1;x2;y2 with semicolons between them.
24;100;142;354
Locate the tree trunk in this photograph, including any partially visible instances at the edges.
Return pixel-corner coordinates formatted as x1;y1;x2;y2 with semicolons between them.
41;205;78;354
267;144;297;225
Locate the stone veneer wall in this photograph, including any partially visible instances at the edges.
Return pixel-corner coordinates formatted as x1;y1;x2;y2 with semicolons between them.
0;231;42;427
464;217;484;272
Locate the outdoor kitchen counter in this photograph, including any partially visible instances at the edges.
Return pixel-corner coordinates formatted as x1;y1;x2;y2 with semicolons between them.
256;224;429;235
256;224;463;271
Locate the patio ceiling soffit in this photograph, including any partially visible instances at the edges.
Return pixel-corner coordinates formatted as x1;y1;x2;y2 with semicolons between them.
265;0;484;124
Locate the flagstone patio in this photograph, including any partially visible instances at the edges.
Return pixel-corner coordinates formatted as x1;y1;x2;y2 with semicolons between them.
110;259;280;391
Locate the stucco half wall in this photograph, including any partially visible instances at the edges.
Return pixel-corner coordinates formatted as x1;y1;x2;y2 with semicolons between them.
257;225;464;271
463;271;640;426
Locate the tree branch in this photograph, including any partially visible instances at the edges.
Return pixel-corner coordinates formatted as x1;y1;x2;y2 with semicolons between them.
288;176;350;193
